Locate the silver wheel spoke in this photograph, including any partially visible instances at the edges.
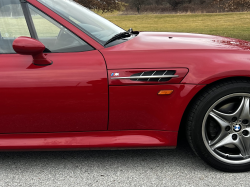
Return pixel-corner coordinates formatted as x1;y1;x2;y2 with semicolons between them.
212;97;245;122
209;130;228;147
209;112;230;146
234;137;247;157
211;134;233;150
212;134;246;157
239;97;250;121
240;128;250;157
209;111;230;128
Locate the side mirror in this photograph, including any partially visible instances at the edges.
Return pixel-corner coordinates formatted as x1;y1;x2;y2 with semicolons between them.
13;37;52;66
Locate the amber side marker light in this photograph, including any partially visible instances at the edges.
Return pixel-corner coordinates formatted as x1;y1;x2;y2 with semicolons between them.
158;90;174;95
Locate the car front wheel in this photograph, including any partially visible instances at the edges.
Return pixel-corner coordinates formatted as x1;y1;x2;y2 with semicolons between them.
187;79;250;172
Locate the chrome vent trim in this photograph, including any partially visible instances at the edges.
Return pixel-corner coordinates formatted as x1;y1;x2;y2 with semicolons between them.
111;75;178;80
130;70;177;82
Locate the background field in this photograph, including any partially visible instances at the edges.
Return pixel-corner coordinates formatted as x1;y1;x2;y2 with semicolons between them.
1;12;249;41
102;12;250;41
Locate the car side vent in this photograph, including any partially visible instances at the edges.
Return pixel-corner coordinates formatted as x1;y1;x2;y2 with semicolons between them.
130;70;176;82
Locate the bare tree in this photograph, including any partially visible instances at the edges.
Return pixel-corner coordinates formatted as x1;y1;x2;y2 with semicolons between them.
155;0;165;5
75;0;122;13
130;0;148;13
167;0;185;8
214;0;250;11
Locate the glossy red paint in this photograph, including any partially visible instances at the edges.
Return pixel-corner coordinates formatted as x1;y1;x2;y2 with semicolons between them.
100;32;250;85
109;84;205;131
13;37;45;55
108;68;188;86
0;51;108;133
0;0;249;151
0;131;177;150
13;37;52;65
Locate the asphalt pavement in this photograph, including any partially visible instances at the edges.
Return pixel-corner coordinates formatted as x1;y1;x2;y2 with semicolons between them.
0;138;249;187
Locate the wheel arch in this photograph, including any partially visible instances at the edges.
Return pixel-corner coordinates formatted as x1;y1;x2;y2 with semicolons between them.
178;76;250;143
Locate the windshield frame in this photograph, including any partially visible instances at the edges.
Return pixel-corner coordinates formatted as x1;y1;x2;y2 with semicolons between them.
36;0;125;46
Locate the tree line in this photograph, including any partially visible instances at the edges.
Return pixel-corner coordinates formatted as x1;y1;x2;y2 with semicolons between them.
75;0;250;13
75;0;121;13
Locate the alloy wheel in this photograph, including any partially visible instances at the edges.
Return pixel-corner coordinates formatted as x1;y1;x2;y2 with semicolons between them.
202;93;250;164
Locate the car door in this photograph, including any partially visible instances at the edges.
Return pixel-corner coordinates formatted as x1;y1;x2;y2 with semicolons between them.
0;0;108;133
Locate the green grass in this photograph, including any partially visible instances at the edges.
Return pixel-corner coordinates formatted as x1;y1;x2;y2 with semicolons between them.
1;12;249;41
102;12;250;41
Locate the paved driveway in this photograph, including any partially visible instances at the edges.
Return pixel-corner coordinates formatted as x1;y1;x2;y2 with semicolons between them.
0;138;248;187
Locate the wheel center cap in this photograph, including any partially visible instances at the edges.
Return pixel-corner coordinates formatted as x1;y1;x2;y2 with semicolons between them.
233;124;242;132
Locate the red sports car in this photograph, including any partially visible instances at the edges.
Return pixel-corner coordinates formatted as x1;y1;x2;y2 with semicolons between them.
0;0;250;172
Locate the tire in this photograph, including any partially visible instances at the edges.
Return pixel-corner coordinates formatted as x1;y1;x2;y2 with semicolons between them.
186;78;250;172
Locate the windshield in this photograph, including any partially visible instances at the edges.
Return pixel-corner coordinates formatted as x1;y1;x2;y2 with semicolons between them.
38;0;124;45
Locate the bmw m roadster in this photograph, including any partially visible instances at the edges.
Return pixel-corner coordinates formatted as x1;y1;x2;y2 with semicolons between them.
0;0;250;172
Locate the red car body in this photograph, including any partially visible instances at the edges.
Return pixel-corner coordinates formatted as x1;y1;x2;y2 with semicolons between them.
0;0;250;151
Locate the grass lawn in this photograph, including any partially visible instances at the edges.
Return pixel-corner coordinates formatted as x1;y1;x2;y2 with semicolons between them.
1;12;249;41
102;12;250;41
